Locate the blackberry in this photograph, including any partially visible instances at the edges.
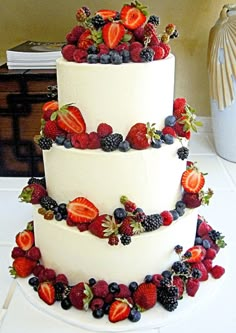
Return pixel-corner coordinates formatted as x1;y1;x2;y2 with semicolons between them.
113;11;120;21
40;195;58;210
101;133;123;152
142;214;163;232
170;29;179;39
147;15;160;26
158;286;178;312
120;234;132;245
171;261;185;274
38;136;53;150
183;251;192;259
28;177;46;189
82;6;91;17
191;268;202;279
208;230;221;241
55;291;64;301
177;146;189;160
140;47;154;62
91;15;105;29
174;244;183;254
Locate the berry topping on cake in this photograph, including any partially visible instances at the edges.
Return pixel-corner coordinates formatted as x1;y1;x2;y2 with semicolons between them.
186;277;200;297
88;214;117;238
126;122;158;150
69;282;93;310
15;230;34;251
172;276;184;299
101;133;123;151
92;280;109;298
133;282;157;311
19;183;47;204
97;123;113;138
210;265;225;279
177;146;189;160
185;245;206;263
95;9;118;20
102;22;125;49
40;196;58;211
120;2;148;30
53;104;86;134
26;246;41;261
67;197;99;223
160;211;174;226
181;164;206;194
108;299;131;323
9;257;37;278
191;262;208;281
38;282;55;305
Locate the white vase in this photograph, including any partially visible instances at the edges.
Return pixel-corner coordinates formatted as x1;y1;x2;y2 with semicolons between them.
208;4;236;162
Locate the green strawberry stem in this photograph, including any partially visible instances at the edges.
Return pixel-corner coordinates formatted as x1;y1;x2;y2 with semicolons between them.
19;187;33;203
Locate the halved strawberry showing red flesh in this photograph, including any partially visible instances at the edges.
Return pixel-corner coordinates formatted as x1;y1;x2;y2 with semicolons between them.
42;100;58;113
54;104;86;134
185;245;206;263
16;230;34;251
38;282;55;305
96;9;118;20
108;299;131;323
120;3;147;30
67;197;99;223
181;164;205;194
102;22;125;49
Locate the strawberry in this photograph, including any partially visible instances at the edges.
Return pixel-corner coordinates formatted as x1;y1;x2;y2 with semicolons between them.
69;282;93;310
16;230;34;251
126;123;151;150
191;262;208;281
173;122;191;139
197;220;213;237
133;282;157;311
88;214;118;238
182;192;202;208
78;29;93;50
202;259;213;272
67;197;99;223
172;276;184;299
162;126;177;137
10;257;37;278
102;22;125;49
173;97;187;112
181;165;205;194
96;9;118;20
185;245;206;263
120;4;147;30
19;183;47;204
42;100;58;114
205;248;217;260
38;282;55;305
55;104;86;134
108;299;131;323
186;277;200;297
210;265;225;279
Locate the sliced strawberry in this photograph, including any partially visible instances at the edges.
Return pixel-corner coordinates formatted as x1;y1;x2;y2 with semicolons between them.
67;197;99;223
42;100;58;113
10;257;37;278
185;245;206;263
108;299;131;323
16;230;34;251
38;282;55;305
56;105;86;134
102;22;125;49
181;167;205;194
96;9;117;20
120;4;147;30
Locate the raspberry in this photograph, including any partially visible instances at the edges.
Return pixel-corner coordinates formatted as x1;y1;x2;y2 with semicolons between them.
43;120;58;140
55;274;68;285
202;259;213;272
71;25;86;40
160;211;174;226
205;248;217;260
98;43;109;56
76;223;89;232
71;133;89;149
62;44;77;61
32;264;45;277
11;247;26;258
173;98;187;112
162;126;177;137
90;297;104;311
115;42;129;53
88;132;101;149
210;265;225;279
133;26;145;43
73;48;88;63
119;217;134;236
66;33;78;44
129;41;143;52
114;284;131;298
92;280;109;298
151;45;165;60
26;246;41;261
43;268;56;282
130;46;142;62
97;123;113;138
108;234;119;246
144;23;156;38
161;32;170;44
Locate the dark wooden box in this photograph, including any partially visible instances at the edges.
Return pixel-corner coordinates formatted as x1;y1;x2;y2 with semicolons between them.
0;64;57;177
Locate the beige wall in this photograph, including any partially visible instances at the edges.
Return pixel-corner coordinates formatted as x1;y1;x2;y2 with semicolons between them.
0;0;228;116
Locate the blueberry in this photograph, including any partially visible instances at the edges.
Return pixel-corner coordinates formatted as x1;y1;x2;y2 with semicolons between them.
87;54;99;64
55;135;66;145
54;282;65;293
151;139;162;149
120;49;130;63
165;115;176;127
93;308;104;319
61;297;72;310
113;207;127;222
195;237;203;245
144;274;153;283
87;45;98;54
170;209;179;221
129;281;138;293
89;278;96;286
63;139;73;149
58;203;67;215
161;270;172;279
103;303;110;314
202;239;211;249
28;276;39;287
110;52;123;65
134;207;144;214
163;134;174;144
55;212;63;221
109;282;120;294
128;308;141;322
100;54;111;64
118;140;130;152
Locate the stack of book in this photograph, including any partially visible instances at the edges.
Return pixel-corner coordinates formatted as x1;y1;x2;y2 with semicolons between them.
6;41;64;69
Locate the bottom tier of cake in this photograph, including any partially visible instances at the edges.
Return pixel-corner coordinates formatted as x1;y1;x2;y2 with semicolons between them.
34;207;198;285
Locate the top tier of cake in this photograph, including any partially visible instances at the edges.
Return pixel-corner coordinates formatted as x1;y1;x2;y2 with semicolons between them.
56;55;175;135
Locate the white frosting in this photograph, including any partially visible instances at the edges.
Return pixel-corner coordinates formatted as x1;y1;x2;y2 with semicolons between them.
43;140;187;214
34;207;197;285
56;56;175;135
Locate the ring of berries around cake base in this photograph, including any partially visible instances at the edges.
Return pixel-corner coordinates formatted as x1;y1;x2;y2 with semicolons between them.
33;207;197;285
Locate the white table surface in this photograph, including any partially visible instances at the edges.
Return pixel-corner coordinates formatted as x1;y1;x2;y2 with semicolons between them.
0;133;236;333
